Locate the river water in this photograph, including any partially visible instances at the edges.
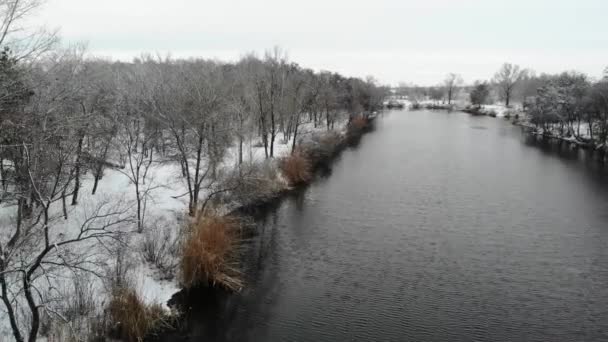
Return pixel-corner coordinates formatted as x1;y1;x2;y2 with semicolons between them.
168;110;608;342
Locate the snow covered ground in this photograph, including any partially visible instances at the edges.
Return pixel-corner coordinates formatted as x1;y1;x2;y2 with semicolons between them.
476;104;522;117
0;119;348;341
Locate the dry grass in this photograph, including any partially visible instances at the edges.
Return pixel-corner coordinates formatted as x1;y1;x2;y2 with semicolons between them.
280;150;313;186
351;115;369;130
180;214;243;291
107;287;171;342
311;131;344;163
140;217;182;280
319;131;342;149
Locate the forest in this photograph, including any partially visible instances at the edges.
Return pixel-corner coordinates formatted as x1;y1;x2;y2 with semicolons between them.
0;1;387;341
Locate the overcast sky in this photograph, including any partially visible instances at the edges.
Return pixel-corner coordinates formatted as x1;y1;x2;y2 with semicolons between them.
40;0;608;86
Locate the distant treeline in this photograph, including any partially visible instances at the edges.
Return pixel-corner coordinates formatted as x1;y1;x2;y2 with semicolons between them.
394;64;608;151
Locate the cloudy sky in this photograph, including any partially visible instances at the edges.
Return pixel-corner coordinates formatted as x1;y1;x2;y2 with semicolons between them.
40;0;608;85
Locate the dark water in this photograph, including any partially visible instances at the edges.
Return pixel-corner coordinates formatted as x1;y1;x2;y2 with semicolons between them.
171;110;608;342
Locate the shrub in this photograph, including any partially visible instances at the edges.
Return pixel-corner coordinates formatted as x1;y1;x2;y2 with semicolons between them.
140;217;182;279
180;214;242;291
226;160;287;207
351;116;368;131
63;274;96;321
107;287;171;342
305;131;344;166
279;150;313;186
318;131;343;154
504;109;519;119
104;243;134;291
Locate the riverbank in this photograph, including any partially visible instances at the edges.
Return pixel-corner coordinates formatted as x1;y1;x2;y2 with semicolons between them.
150;109;608;342
458;104;608;162
407;100;524;119
515;121;608;160
461;104;521;118
409;101;605;159
145;113;378;340
0;111;378;341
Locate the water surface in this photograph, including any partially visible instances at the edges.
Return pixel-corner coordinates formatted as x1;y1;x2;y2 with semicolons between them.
171;110;608;342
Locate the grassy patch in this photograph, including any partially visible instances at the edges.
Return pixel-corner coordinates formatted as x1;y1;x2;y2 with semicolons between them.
350;115;369;131
279;150;313;186
180;214;243;291
107;287;172;342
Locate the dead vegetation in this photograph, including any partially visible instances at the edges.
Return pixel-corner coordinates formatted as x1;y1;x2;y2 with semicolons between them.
306;131;345;166
140;216;183;280
279;150;313;186
350;115;369;131
232;161;287;205
180;213;243;291
107;287;172;342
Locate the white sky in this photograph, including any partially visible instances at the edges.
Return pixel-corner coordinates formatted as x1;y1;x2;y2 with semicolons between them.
39;0;608;86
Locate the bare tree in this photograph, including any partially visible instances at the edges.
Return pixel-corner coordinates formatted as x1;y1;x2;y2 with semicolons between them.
225;62;255;166
0;47;131;339
115;114;157;232
493;63;527;107
138;57;229;216
287;67;312;153
444;73;463;105
1;194;131;342
250;47;289;158
319;72;341;130
0;0;58;62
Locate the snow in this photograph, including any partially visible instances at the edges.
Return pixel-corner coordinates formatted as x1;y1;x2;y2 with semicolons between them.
480;104;508;117
0;118;348;341
468;104;524;118
135;264;180;306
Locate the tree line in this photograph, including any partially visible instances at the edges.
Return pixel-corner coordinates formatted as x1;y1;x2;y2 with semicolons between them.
468;65;608;150
0;1;387;340
395;63;529;107
395;63;608;151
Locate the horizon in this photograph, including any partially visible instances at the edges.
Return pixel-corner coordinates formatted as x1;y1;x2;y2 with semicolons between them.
38;0;608;86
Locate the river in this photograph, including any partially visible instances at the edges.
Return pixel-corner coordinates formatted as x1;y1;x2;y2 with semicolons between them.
165;109;608;342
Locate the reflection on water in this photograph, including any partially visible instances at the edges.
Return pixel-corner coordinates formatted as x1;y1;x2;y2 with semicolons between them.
161;110;608;342
524;135;608;183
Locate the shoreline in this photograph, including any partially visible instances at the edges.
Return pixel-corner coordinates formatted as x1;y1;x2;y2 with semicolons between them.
413;104;608;162
150;114;379;341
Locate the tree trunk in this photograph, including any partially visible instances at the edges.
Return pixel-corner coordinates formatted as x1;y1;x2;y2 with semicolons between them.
0;158;5;190
189;132;204;217
270;110;276;158
238;136;243;165
62;190;68;219
136;184;143;232
91;142;109;195
263;132;268;159
0;270;23;342
23;275;40;342
291;118;299;154
71;134;85;206
91;171;101;195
